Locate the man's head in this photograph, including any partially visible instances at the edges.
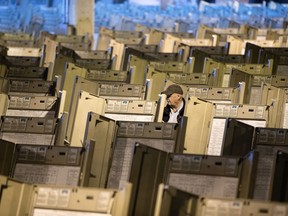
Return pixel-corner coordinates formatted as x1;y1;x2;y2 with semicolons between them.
162;84;183;109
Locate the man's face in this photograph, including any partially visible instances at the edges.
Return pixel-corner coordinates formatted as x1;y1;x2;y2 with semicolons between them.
166;93;181;108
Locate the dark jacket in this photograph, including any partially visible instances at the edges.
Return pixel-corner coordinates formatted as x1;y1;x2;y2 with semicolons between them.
162;98;186;123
